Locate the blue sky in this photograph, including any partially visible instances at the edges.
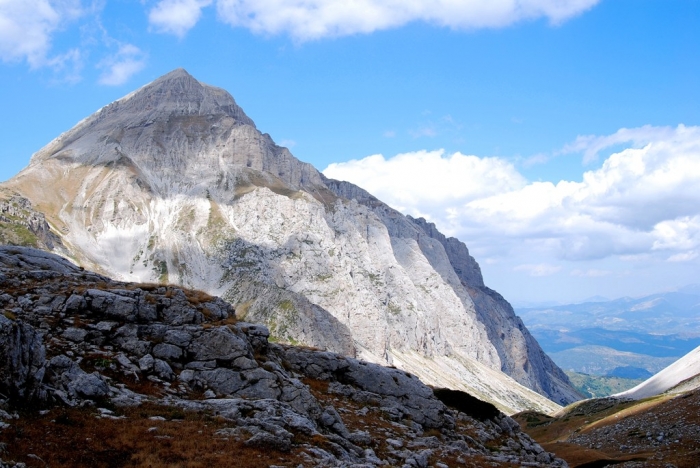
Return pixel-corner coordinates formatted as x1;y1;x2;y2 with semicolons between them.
1;0;700;304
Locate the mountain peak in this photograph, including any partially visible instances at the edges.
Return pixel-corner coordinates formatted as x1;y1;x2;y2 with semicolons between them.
162;67;192;78
124;68;254;125
22;69;320;195
144;68;204;95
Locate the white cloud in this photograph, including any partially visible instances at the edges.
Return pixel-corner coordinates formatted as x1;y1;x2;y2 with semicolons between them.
323;125;700;266
0;0;83;67
560;124;678;165
570;269;612;277
668;251;699;263
324;150;526;220
97;44;147;86
213;0;600;41
514;263;561;276
149;0;212;37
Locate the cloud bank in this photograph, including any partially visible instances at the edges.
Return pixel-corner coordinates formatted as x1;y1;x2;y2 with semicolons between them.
148;0;600;39
323;125;700;268
0;0;82;67
0;0;601;82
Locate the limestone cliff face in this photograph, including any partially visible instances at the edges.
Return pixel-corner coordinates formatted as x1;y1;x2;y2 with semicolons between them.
408;217;582;405
2;69;580;412
321;179;582;406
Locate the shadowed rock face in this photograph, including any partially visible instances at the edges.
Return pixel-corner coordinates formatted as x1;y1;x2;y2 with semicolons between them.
2;69;580;410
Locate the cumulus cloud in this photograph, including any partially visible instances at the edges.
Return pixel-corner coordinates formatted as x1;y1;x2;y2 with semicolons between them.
149;0;212;37
146;0;601;40
208;0;600;41
97;44;147;86
324;150;526;219
323;125;700;267
0;0;83;67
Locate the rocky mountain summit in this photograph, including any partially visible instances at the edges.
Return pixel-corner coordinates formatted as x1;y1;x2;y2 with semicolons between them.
1;68;580;412
0;245;566;467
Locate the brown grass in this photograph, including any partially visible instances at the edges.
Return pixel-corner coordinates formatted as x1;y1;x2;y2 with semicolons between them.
2;310;16;321
129;282;163;292
0;404;310;468
182;289;214;305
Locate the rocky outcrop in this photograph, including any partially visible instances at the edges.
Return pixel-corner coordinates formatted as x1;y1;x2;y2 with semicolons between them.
0;246;567;467
1;69;580;411
0;189;63;251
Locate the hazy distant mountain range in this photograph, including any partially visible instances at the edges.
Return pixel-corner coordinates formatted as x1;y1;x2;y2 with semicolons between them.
517;286;700;376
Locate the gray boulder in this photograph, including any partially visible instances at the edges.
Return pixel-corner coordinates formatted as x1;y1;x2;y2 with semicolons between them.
0;315;46;401
188;326;251;362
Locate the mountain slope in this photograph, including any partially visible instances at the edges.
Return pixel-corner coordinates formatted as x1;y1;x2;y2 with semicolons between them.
614;344;700;400
1;69;579;412
514;390;700;468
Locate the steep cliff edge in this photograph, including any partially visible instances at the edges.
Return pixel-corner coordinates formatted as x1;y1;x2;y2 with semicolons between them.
1;69;579;411
408;216;582;406
322;178;581;406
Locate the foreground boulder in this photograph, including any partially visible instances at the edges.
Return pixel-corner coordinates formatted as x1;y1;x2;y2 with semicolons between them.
0;246;566;467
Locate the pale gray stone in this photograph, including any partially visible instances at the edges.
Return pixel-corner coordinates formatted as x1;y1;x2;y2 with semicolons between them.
153;359;174;380
62;327;87;342
189;327;250;362
152;343;182;361
138;354;155;372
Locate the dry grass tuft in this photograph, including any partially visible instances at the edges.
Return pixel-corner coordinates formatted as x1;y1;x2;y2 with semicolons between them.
2;310;17;321
183;289;214;306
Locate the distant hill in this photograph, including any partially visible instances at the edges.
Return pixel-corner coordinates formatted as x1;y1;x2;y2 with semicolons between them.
548;345;676;376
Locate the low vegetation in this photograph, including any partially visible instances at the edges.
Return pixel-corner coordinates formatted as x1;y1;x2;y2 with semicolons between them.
0;403;307;468
565;370;644;398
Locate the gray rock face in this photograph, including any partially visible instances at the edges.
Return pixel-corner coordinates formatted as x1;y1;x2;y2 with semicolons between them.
1;69;579;409
0;314;46;402
26;68;323;197
324;179;582;406
408;216;582;405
